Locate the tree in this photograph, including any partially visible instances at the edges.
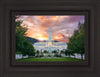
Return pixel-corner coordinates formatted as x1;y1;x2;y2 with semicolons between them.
60;50;65;55
36;50;39;54
44;50;48;53
53;50;57;53
65;49;72;57
16;21;27;53
23;40;35;56
15;20;35;57
67;22;85;59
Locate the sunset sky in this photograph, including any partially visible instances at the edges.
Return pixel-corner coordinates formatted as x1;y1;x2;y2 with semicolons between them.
16;15;85;43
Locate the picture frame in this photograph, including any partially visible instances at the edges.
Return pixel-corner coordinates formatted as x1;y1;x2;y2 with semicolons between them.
11;10;89;66
0;0;100;77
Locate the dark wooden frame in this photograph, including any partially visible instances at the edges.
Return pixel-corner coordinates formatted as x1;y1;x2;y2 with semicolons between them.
0;0;100;77
11;10;89;66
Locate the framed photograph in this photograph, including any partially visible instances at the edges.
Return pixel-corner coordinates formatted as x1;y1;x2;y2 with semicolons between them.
15;15;86;62
0;0;100;77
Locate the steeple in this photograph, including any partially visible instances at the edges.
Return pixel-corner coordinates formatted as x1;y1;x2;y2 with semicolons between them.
48;28;53;40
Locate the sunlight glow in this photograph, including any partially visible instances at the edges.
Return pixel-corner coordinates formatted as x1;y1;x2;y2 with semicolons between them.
38;37;44;41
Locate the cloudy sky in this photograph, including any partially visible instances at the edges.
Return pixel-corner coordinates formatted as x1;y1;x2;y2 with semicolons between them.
16;15;85;43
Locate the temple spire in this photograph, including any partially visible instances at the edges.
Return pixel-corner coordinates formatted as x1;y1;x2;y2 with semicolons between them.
48;28;53;40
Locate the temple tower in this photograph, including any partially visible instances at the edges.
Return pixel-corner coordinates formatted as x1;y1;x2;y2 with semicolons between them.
48;28;53;53
48;28;53;41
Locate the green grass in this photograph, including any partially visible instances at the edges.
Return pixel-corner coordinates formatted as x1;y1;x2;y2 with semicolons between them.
16;57;84;62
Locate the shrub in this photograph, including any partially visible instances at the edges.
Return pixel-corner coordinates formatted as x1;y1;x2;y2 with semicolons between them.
54;54;61;57
48;55;51;57
44;50;48;53
40;55;44;57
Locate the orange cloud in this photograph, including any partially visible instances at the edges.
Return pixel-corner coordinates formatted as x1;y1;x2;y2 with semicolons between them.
51;16;58;20
53;34;64;40
36;16;49;22
60;16;68;18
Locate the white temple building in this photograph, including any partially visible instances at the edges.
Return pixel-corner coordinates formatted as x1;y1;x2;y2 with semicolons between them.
33;28;67;55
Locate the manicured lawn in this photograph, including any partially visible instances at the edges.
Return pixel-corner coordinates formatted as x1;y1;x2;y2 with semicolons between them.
16;57;84;62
